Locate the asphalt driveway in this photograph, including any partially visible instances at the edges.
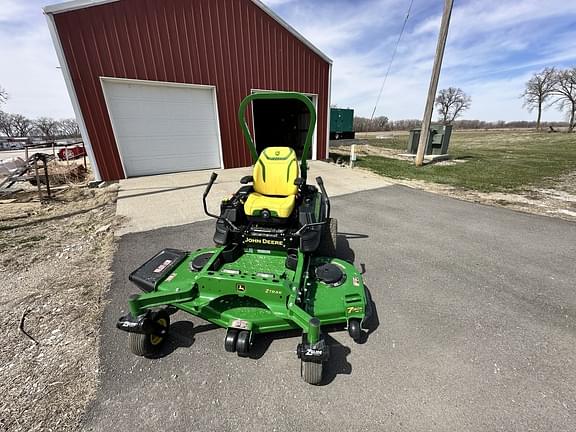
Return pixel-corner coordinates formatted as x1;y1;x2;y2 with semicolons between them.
84;185;576;431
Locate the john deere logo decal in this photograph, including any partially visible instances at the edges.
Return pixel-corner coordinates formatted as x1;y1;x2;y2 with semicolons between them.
244;237;283;246
236;284;246;292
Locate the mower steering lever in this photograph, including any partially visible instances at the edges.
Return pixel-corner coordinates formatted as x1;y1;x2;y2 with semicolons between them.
203;172;218;197
202;172;240;232
316;176;331;220
202;172;220;219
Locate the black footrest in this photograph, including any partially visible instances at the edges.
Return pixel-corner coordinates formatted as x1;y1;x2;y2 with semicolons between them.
129;248;187;292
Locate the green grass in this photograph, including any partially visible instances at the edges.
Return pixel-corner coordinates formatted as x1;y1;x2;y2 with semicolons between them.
364;135;407;150
349;130;576;192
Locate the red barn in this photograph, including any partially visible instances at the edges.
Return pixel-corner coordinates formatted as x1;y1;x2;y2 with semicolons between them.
44;0;332;181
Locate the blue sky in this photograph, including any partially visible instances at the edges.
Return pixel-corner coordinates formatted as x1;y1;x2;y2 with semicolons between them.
1;0;575;121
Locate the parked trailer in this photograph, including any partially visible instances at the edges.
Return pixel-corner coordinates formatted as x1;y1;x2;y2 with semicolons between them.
330;108;355;140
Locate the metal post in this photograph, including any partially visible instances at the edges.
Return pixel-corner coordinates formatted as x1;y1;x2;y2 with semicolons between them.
42;156;51;199
350;144;356;168
307;317;320;344
33;157;43;202
415;0;453;167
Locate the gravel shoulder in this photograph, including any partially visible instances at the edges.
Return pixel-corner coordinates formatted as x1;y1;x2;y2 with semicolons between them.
387;169;576;223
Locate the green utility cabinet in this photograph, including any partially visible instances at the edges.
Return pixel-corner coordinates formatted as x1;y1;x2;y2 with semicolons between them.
330;108;355;139
407;124;452;155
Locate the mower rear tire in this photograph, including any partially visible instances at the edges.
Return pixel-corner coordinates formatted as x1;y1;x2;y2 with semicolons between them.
301;360;323;385
317;218;338;256
128;310;170;357
236;330;251;357
224;328;239;352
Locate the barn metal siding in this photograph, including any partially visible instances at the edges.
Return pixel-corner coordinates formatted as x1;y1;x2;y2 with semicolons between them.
53;0;329;180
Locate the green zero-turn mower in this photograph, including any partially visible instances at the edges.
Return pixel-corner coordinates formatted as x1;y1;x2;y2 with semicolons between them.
116;92;371;384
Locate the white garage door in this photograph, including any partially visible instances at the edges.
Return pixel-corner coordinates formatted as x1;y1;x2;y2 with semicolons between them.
101;79;222;177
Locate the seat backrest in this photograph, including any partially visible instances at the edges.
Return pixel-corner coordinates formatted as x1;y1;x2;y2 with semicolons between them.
253;147;299;196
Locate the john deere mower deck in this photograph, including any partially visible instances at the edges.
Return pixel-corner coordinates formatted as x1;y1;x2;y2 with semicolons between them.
117;92;370;384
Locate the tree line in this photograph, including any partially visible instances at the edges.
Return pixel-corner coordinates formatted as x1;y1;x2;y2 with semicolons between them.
353;116;567;132
0;85;80;139
0;112;80;139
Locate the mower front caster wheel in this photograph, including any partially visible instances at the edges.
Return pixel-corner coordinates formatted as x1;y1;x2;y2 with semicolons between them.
236;330;251;357
348;318;362;343
224;329;239;352
301;361;323;385
128;310;170;357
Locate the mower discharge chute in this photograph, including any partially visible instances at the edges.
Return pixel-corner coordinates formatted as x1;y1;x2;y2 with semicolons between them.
117;92;371;384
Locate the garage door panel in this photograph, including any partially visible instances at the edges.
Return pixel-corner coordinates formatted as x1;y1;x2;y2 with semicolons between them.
111;99;217;120
126;143;220;163
144;103;215;120
124;146;221;176
105;81;215;103
102;80;221;177
114;119;218;139
119;135;220;158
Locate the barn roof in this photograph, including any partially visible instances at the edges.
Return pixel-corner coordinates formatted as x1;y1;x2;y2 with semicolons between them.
43;0;332;64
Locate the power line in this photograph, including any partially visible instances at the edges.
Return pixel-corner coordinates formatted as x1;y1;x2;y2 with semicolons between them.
370;0;414;120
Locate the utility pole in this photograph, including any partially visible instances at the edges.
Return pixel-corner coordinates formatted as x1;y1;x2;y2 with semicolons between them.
415;0;454;167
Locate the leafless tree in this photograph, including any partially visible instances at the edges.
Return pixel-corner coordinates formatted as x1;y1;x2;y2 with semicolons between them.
34;117;59;139
11;114;33;137
0;111;16;137
354;116;390;132
435;87;471;125
551;68;576;132
521;67;556;130
58;118;81;137
0;86;7;105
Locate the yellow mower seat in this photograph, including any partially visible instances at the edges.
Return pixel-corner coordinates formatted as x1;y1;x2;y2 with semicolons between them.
244;147;299;219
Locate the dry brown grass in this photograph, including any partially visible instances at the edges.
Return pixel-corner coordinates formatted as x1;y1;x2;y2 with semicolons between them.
0;185;119;431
